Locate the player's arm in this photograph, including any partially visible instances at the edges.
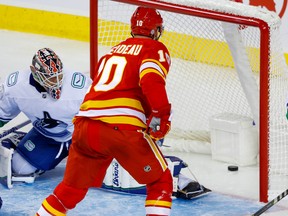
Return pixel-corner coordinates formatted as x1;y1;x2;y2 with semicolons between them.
140;48;172;140
0;75;21;127
141;72;171;139
0;97;20;128
0;102;20;127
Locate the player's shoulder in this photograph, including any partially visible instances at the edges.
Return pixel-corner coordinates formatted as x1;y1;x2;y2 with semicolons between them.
4;69;30;89
150;39;169;54
137;38;169;54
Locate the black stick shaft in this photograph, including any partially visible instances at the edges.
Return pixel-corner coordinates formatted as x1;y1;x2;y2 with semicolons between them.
0;120;31;139
251;189;288;216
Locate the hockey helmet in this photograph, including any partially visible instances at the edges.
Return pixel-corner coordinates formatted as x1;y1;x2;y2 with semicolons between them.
31;48;63;100
131;6;164;40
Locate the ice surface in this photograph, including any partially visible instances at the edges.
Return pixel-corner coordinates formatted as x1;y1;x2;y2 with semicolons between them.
0;30;288;216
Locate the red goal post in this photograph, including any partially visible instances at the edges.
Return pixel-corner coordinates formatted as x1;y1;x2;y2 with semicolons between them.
90;0;288;203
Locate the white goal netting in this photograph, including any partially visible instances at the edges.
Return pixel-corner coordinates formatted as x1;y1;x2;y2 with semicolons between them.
95;0;288;201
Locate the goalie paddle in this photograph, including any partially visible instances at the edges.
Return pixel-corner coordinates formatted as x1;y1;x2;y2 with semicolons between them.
251;189;288;216
0;120;31;139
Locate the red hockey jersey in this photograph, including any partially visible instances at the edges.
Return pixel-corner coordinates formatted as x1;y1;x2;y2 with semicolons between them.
77;37;171;130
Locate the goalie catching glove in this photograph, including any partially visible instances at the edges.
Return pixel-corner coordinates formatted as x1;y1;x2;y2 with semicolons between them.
147;104;172;140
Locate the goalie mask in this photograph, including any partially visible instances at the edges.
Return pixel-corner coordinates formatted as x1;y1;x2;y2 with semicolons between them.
131;6;164;40
31;48;63;100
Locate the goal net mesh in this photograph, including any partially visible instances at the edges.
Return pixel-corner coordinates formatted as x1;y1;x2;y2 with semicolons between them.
95;0;288;201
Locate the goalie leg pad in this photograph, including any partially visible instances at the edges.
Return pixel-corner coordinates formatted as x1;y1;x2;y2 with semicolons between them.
0;145;14;189
165;157;212;200
12;151;38;175
165;155;188;193
102;159;147;195
165;155;187;176
11;151;38;184
16;128;70;171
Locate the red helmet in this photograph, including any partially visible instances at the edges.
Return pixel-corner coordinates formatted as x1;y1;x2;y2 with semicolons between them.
131;6;164;40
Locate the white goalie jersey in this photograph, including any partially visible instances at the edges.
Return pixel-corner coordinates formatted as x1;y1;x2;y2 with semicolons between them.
0;69;91;142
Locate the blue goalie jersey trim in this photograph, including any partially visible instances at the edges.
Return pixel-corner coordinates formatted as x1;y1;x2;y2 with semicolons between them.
32;111;71;141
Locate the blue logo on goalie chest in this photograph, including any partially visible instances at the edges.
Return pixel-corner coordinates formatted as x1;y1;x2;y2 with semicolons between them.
7;71;19;87
71;72;86;89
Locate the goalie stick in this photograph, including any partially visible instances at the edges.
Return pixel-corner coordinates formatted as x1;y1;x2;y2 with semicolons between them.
251;189;288;216
0;120;31;139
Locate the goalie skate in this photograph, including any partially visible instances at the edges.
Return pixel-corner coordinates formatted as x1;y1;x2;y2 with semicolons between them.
11;173;37;184
174;181;211;200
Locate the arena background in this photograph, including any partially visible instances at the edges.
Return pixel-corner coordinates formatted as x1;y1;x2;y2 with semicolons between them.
0;0;287;64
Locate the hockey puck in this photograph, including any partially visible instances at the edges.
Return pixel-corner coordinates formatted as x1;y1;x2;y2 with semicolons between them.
228;165;238;171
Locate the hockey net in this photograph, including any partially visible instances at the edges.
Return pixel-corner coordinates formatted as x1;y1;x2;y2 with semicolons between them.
91;0;288;202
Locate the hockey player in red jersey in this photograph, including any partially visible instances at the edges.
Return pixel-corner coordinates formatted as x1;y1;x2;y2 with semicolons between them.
36;6;173;216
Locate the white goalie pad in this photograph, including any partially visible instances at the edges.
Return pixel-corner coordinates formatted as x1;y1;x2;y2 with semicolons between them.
0;145;14;189
102;158;211;199
166;157;180;193
103;158;180;194
103;159;146;193
0;145;36;189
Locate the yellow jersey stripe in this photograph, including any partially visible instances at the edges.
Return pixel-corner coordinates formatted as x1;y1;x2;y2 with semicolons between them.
91;116;147;128
145;200;172;208
140;68;165;80
42;199;66;216
141;58;168;76
80;98;144;112
144;132;167;171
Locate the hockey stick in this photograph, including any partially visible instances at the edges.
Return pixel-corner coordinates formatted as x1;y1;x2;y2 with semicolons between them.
251;189;288;216
0;120;31;139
